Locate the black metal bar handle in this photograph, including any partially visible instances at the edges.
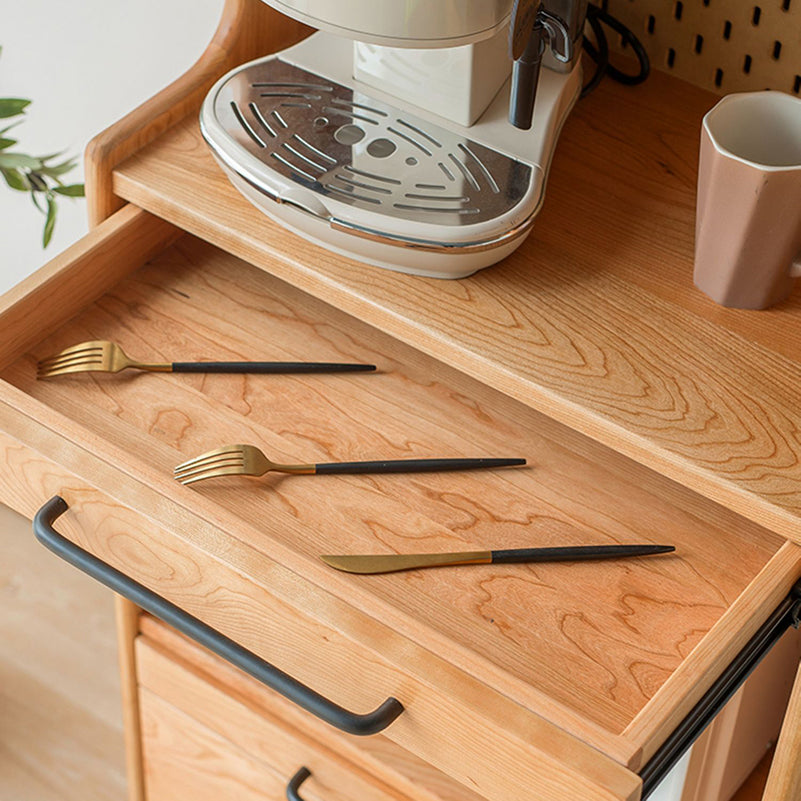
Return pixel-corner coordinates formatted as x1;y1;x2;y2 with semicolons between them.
286;767;312;801
33;496;403;736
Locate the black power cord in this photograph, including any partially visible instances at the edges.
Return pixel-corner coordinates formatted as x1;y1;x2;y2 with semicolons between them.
581;3;650;98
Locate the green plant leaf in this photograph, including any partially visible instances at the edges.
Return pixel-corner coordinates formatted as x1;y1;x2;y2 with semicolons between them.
43;195;57;247
1;167;29;191
0;120;23;137
0;152;42;169
52;183;85;197
38;150;66;164
0;137;17;150
28;172;48;192
30;189;45;213
39;158;77;177
0;98;31;118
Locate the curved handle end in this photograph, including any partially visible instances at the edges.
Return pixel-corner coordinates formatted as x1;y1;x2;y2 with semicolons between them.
286;767;312;801
349;696;404;736
33;495;69;544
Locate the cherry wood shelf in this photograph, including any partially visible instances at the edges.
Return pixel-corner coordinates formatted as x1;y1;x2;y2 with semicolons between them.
111;65;801;548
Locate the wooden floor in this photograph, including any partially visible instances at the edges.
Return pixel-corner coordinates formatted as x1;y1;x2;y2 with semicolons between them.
0;499;772;801
0;503;125;801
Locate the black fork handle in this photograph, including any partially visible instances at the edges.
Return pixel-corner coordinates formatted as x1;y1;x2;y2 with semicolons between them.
172;362;376;373
315;457;526;474
33;496;403;736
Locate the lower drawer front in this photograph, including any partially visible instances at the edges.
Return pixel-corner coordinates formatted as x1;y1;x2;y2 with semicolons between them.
136;617;480;801
141;688;295;801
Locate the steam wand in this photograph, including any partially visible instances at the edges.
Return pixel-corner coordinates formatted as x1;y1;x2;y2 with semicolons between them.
509;3;573;130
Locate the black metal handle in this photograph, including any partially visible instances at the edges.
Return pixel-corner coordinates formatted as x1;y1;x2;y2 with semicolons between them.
315;457;526;475
33;496;403;736
172;362;376;374
286;767;312;801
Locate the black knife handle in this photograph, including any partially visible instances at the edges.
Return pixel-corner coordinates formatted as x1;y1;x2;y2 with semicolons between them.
172;362;376;373
491;544;675;563
315;457;526;475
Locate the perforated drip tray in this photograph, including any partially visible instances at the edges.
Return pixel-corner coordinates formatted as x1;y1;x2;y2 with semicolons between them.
200;57;535;243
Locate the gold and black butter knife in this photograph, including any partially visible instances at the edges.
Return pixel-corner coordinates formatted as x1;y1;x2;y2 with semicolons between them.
321;544;676;574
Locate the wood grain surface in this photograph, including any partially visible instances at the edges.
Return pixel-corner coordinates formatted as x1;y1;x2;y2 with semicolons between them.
0;430;642;801
138;613;486;801
137;629;473;801
0;232;787;752
111;65;801;547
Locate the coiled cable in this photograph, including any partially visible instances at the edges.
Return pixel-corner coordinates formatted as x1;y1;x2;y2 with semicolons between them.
581;4;651;98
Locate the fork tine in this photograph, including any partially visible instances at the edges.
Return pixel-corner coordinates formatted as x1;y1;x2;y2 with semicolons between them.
38;342;105;364
177;465;252;485
37;361;106;378
174;456;247;480
174;445;245;471
37;352;105;371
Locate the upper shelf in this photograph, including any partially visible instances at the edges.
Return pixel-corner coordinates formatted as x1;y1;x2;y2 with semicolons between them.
112;66;801;544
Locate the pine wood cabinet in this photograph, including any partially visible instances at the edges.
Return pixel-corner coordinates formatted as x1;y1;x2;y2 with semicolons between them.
2;2;801;800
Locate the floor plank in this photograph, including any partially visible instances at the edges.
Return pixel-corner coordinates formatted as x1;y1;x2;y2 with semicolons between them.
0;503;125;800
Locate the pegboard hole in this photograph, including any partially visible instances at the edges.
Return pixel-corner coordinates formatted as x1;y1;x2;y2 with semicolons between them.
723;20;733;40
752;6;762;25
794;75;801;94
674;1;684;20
773;40;782;60
743;54;753;74
695;34;704;54
647;14;656;33
667;48;676;68
782;0;791;11
715;68;724;88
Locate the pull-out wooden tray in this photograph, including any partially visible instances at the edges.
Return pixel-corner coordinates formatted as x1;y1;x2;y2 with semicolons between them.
0;204;798;801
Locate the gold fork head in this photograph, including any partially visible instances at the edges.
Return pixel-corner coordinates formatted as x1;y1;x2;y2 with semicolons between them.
36;340;169;378
173;444;314;485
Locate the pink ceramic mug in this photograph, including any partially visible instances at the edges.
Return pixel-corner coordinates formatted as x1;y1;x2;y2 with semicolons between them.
694;91;801;309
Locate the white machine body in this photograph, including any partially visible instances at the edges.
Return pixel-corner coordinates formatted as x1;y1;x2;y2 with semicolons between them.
199;3;584;278
259;0;514;47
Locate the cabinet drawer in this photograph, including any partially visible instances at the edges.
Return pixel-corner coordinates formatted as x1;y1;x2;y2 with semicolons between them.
137;615;478;801
2;203;800;801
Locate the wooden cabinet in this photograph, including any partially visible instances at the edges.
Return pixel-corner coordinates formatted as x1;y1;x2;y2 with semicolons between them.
2;2;801;800
136;614;486;801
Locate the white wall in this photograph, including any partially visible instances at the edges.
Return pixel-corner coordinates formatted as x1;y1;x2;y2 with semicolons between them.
0;0;225;296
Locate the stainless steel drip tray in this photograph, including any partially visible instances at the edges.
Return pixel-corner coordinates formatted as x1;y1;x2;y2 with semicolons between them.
200;55;539;264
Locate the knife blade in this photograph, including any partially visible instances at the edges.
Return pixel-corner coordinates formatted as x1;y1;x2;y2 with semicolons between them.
320;544;676;574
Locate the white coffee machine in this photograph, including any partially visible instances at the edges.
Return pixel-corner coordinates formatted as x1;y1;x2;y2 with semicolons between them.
200;1;588;278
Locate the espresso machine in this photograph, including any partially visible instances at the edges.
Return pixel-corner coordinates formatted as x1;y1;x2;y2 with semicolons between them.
200;1;589;278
